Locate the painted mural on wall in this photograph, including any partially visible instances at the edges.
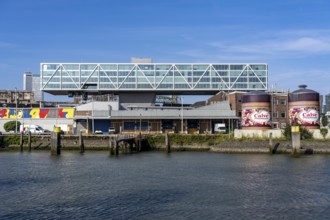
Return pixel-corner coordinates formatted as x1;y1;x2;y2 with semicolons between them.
289;107;319;127
241;108;271;128
0;108;74;119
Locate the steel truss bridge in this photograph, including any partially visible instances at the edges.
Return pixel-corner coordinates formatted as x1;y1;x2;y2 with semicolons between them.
41;63;268;96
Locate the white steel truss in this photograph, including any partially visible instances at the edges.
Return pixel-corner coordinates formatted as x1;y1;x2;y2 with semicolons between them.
40;63;268;94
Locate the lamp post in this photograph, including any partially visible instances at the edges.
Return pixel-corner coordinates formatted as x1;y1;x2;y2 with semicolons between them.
15;87;18;133
181;96;184;134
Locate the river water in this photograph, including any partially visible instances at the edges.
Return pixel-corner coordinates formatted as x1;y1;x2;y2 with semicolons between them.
0;151;329;219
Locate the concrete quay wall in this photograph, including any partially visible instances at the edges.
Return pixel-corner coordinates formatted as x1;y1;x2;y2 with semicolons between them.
1;134;330;154
234;129;330;140
3;135;113;150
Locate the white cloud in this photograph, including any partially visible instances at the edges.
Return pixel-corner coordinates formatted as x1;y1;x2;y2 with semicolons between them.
284;37;330;53
270;69;330;96
0;63;11;68
0;41;17;48
207;29;330;57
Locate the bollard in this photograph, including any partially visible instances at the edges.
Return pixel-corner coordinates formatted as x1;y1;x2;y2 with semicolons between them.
109;137;115;156
165;133;170;153
51;132;61;155
79;131;84;153
20;132;24;152
115;141;119;155
28;131;32;152
291;126;301;156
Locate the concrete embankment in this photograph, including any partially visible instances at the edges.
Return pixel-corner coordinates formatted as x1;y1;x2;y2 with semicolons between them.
211;141;330;154
151;140;330;154
1;134;330;154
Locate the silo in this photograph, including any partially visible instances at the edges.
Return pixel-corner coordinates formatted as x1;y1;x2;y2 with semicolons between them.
288;85;320;129
241;91;271;129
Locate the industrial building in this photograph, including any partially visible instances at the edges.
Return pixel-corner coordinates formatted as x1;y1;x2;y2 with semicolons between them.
40;63;268;96
0;90;34;108
3;62;322;135
23;72;44;102
37;62;267;134
206;91;290;129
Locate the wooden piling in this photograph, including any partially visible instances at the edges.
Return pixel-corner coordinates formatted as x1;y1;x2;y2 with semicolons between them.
28;131;31;152
109;137;115;156
51;132;61;155
269;132;273;153
20;132;24;152
138;132;141;152
115;141;119;155
79;131;84;153
165;133;170;153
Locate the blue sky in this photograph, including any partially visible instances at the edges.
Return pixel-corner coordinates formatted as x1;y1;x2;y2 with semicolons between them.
1;0;330;102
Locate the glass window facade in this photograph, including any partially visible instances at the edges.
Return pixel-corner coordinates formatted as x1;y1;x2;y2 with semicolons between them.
40;63;268;94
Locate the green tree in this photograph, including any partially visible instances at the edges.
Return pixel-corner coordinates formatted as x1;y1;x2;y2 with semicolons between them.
282;123;313;140
320;128;328;139
321;113;329;127
282;123;292;139
3;121;21;132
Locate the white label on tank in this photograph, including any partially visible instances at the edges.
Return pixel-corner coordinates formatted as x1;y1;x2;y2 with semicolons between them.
298;109;319;123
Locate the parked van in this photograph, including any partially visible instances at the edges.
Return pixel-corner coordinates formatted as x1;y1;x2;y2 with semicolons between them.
20;125;45;134
214;123;226;133
108;127;116;134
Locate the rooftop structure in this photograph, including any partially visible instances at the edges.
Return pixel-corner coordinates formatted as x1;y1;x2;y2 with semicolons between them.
23;72;33;91
40;63;268;96
23;72;44;102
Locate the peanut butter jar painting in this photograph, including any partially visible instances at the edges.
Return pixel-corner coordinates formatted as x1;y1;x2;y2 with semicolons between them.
288;85;320;129
242;108;271;128
289;107;319;127
241;91;271;130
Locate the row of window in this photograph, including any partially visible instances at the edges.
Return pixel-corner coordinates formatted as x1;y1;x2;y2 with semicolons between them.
44;84;264;90
42;77;266;83
41;70;267;77
44;64;267;72
42;77;266;84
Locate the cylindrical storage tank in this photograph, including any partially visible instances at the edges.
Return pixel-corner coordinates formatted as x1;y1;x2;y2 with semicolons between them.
241;91;271;130
288;85;320;129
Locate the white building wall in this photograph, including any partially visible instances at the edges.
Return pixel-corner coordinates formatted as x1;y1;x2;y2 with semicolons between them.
32;75;44;102
0;119;73;133
23;72;32;91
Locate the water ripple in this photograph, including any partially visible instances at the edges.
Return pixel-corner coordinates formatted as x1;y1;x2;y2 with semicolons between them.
0;152;330;219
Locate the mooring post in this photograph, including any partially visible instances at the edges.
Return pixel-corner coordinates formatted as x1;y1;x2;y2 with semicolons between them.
165;132;170;153
51;132;61;155
115;139;119;155
28;131;32;152
79;131;84;153
128;141;132;154
109;137;115;156
20;132;24;152
138;132;142;152
269;132;273;153
291;126;301;155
